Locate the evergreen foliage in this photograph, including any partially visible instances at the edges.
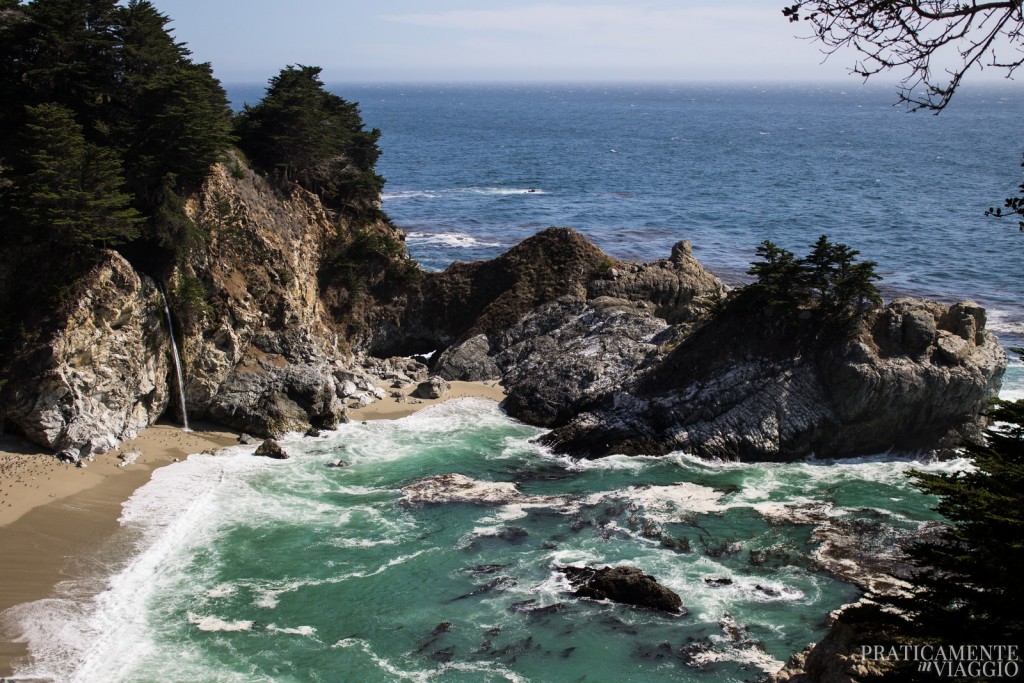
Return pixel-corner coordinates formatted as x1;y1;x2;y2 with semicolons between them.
8;103;141;247
842;401;1024;680
904;400;1024;645
745;234;881;319
236;65;384;215
0;0;232;256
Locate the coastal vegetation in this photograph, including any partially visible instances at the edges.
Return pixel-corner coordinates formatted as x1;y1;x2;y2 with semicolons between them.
235;64;385;220
744;234;881;320
810;402;1024;680
0;0;232;256
781;3;1024;676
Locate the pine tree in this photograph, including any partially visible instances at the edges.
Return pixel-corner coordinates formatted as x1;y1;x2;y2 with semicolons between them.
113;1;232;198
17;0;122;141
745;236;881;320
904;400;1024;645
11;103;141;247
802;234;881;316
236;65;384;212
747;240;807;308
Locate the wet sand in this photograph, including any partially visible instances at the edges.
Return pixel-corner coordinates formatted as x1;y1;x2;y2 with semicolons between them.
347;380;506;421
0;423;238;678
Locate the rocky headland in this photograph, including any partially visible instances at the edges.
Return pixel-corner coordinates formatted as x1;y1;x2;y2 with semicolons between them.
0;156;1006;463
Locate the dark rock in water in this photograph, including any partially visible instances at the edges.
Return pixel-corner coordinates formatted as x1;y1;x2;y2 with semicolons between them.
490;526;529;544
326;459;348;468
679;639;715;668
450;576;516;602
704;577;733;587
304;426;321;438
560;565;684;614
429;646;454;663
254;438;289;459
508;599;566;616
414;621;454;656
755;584;781;597
597;615;640;635
491;635;536;660
463;563;507;575
560;646;576;659
634;642;675;661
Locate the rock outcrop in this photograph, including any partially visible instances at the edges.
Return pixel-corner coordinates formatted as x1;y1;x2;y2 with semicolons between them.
559;565;684;614
254;438;289;459
543;295;1005;460
400;473;561;506
0;250;172;456
0;155;1005;461
431;237;726;426
174;160;375;436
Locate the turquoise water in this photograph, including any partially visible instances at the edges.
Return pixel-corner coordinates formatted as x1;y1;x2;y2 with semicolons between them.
7;398;988;683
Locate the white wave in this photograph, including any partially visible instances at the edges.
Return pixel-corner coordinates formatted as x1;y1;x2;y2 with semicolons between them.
332;484;393;496
186;612;253;632
1001;388;1024;402
266;623;317;637
405;231;503;248
689;640;785;673
2;449;269;683
328;537;401;549
987;308;1024;337
459;186;547;196
206;583;236;599
381;190;438;200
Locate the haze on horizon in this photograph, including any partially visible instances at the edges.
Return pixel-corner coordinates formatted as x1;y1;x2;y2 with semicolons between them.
153;0;887;85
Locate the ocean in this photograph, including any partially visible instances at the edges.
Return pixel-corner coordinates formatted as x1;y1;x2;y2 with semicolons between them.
4;83;1023;681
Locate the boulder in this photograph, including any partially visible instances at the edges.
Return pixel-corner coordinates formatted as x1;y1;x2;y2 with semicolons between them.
415;376;451;400
254;438;289;459
559;565;684;614
401;473;560;505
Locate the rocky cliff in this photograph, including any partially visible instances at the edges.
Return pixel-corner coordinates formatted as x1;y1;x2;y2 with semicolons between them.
0;154;1007;460
543;296;1005;460
0;250;171;458
0;155;410;447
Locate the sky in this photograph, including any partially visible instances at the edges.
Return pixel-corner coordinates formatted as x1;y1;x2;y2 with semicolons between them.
151;0;872;84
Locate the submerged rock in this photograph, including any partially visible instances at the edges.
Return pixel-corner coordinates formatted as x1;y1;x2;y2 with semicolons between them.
559;565;684;614
400;473;560;505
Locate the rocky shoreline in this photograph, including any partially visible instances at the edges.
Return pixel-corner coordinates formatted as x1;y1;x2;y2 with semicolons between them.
0;158;1006;464
0;158;1008;683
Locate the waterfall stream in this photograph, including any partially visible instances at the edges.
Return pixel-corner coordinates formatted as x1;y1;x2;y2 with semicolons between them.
157;284;190;432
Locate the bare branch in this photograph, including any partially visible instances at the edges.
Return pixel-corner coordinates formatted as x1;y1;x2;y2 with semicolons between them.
783;1;1024;110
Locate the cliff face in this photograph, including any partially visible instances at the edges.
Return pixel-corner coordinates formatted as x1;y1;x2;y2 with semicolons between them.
0;157;405;448
173;160;350;435
543;296;1005;460
0;156;1006;460
0;250;171;457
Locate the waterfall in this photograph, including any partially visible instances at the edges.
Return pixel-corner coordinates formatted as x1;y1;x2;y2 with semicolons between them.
157;284;191;432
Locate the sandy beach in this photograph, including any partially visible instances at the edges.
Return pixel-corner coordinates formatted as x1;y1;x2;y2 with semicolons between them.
0;381;505;679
